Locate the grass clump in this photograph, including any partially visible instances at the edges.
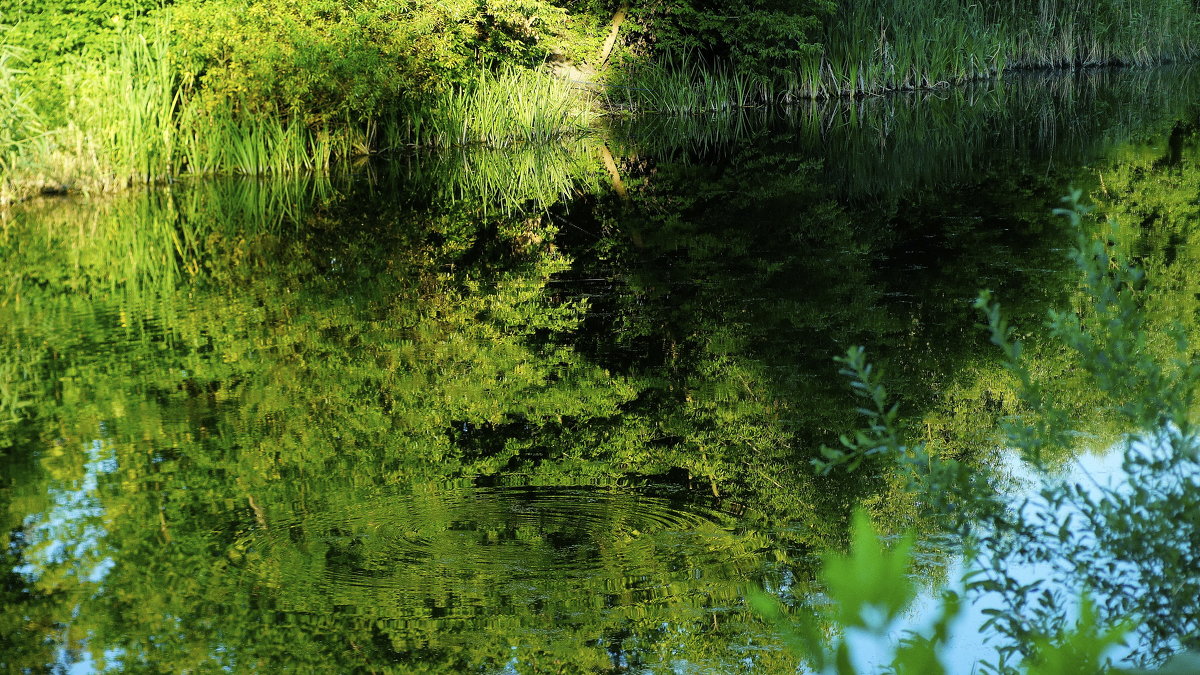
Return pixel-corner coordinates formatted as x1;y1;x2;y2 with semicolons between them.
0;0;607;204
0;47;52;189
613;0;1200;112
394;68;592;150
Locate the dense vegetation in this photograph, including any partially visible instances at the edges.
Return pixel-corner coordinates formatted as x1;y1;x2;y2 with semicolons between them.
3;0;1200;201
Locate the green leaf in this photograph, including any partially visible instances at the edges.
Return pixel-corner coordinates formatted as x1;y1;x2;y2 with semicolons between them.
821;508;916;632
1117;651;1200;675
745;588;827;672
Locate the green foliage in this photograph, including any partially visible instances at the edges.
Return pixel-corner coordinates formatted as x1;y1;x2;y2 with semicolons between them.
1024;598;1132;675
0;27;593;197
814;347;904;476
1123;652;1200;675
804;187;1200;671
626;0;832;75
822;509;916;631
617;0;1200;109
0;0;163;62
960;192;1200;662
168;0;601;124
170;0;398;123
5;0;1200;192
750;508;959;675
0;46;48;187
0;0;611;197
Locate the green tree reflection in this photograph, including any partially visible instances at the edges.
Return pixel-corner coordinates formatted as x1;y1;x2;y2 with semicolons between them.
5;68;1200;672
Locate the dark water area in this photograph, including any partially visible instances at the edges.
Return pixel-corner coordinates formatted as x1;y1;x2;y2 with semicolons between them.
4;67;1200;672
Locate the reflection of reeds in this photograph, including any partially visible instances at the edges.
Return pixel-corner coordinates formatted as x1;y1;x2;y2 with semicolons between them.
2;178;335;304
613;0;1200;112
397;140;603;212
1;136;602;300
0;359;31;426
609;66;1200;198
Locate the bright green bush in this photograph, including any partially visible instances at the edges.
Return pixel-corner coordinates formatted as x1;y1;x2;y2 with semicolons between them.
0;0;163;61
1;0;168;122
167;0;606;126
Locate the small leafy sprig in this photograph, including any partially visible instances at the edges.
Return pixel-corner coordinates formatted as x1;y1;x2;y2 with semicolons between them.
812;345;905;476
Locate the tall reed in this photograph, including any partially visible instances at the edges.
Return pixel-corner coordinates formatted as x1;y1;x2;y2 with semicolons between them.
92;29;181;183
396;66;592;149
2;27;595;204
175;106;335;176
606;54;772;114
615;0;1200;113
0;46;53;203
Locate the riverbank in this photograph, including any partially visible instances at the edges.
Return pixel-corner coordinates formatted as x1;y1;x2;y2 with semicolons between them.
0;33;595;206
0;0;612;205
608;0;1200;112
3;0;1200;205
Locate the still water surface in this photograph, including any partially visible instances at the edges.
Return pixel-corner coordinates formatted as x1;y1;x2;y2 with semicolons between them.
3;67;1200;672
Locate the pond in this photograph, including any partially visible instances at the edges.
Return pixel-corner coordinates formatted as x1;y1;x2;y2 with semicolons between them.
3;67;1200;673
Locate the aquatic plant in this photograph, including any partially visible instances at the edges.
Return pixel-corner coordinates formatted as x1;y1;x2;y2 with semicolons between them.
0;46;53;203
394;66;593;149
0;23;595;202
616;0;1200;112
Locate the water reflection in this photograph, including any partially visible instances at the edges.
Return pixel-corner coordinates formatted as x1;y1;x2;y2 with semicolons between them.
250;484;752;586
244;482;772;664
4;66;1200;672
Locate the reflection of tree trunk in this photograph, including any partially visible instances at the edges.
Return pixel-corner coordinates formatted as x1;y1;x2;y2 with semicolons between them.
238;478;269;528
247;492;268;528
599;144;628;202
599;143;644;246
598;3;629;65
158;498;172;543
701;452;720;498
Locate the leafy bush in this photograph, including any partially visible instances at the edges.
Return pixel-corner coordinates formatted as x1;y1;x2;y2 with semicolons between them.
168;0;606;125
0;0;163;62
625;0;833;75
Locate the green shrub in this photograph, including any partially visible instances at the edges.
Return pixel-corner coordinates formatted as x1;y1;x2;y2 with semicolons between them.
625;0;833;76
0;0;163;62
168;0;606;126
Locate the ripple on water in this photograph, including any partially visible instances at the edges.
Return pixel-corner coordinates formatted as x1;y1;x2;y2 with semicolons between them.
241;484;765;626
